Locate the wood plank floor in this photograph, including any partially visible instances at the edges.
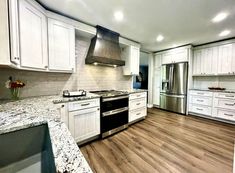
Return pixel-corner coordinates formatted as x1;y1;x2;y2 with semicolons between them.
80;108;235;173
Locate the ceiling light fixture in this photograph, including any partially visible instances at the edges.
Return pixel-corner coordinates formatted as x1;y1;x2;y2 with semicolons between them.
114;11;124;21
219;30;231;37
212;12;228;23
156;35;164;42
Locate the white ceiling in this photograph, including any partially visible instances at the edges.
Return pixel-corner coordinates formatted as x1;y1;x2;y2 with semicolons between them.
38;0;235;51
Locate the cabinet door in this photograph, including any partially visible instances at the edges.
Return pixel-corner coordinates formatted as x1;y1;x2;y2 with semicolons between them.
131;46;140;75
232;43;235;74
69;107;100;143
218;44;233;75
48;18;75;72
19;0;48;69
193;50;202;75
153;67;161;106
173;49;188;63
201;47;218;75
161;53;172;64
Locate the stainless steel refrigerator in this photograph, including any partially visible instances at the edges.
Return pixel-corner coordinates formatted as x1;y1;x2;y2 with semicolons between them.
160;62;188;114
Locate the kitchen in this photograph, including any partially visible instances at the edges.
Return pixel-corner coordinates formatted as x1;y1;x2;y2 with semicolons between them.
0;0;235;173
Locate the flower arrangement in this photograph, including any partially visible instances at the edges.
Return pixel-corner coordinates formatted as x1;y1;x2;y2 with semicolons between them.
5;76;25;100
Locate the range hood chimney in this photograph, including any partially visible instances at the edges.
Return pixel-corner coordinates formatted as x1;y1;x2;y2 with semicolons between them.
85;25;125;67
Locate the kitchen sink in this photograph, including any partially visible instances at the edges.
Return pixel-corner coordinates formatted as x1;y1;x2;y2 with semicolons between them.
0;124;56;173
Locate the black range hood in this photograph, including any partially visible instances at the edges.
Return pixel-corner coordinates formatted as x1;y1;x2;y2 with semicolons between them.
85;25;125;67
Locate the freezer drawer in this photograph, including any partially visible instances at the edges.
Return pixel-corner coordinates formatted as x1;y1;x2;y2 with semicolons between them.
160;94;186;114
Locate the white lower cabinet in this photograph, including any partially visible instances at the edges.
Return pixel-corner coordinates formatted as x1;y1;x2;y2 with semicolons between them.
129;92;147;123
69;107;100;143
56;98;101;144
189;90;213;117
189;90;235;123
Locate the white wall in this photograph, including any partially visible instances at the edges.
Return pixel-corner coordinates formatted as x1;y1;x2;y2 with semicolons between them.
0;37;132;99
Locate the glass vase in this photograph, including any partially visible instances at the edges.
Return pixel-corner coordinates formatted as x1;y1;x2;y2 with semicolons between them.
10;88;20;100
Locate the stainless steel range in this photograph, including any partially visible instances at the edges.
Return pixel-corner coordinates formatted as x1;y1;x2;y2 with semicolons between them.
90;90;129;138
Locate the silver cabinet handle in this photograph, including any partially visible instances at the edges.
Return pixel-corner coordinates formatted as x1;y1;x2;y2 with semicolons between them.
225;103;235;106
224;113;233;116
196;100;204;102
136;113;141;116
225;95;234;98
197;93;204;95
81;103;90;106
196;108;203;111
136;103;141;105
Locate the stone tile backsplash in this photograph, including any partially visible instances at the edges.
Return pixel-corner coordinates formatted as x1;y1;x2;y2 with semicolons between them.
0;37;132;99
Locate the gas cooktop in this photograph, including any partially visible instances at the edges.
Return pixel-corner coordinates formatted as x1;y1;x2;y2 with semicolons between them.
90;90;128;98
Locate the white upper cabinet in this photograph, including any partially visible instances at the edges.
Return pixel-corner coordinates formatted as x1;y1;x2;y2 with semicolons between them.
122;45;140;75
218;44;233;75
193;49;202;75
161;48;188;64
48;18;75;72
18;0;48;69
193;47;218;76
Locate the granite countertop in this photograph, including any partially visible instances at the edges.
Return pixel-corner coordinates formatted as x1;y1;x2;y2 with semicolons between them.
189;88;235;93
0;96;92;173
121;89;148;94
53;93;100;104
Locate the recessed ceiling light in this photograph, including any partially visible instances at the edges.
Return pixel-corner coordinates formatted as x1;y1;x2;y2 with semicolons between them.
219;30;231;37
212;12;228;23
114;11;124;21
156;35;164;42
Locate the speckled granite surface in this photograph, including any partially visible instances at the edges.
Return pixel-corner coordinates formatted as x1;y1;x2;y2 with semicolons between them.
0;96;93;173
53;93;100;104
122;89;148;94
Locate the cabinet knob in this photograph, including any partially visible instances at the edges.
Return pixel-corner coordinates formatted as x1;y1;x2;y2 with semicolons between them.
61;105;65;108
14;57;20;60
44;65;48;68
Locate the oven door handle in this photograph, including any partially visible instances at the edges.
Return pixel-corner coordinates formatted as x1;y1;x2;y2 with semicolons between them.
103;95;129;102
102;107;128;117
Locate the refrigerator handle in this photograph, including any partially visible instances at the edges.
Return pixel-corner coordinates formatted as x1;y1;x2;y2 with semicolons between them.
169;65;173;91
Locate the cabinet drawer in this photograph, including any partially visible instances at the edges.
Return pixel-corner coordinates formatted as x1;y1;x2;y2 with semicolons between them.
68;99;100;111
214;92;235;100
214;109;235;121
191;96;212;106
189;104;212;116
214;98;235;110
129;98;147;111
190;90;213;97
129;92;147;100
129;107;147;122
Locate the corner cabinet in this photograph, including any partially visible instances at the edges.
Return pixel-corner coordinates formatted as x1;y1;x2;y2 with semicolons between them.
13;0;48;70
48;18;75;72
122;45;140;75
